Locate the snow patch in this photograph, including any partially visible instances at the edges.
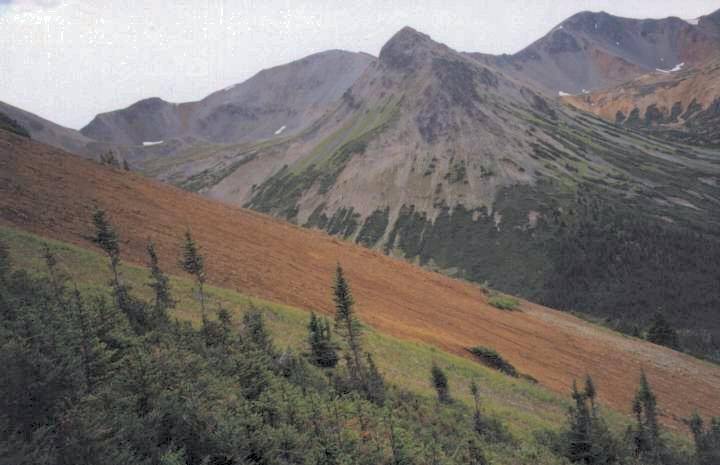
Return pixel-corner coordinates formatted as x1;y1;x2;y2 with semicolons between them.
274;125;286;135
685;17;700;26
656;62;684;74
558;91;572;97
551;25;564;32
581;89;589;94
142;140;164;146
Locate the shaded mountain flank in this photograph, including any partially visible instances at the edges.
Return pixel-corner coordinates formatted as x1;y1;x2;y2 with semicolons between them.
0;101;98;156
80;50;374;147
147;26;720;361
467;9;720;95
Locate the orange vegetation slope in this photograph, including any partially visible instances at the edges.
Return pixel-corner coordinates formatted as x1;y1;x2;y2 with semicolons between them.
1;131;718;430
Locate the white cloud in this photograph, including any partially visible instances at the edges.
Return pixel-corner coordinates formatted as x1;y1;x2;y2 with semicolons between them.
3;0;66;9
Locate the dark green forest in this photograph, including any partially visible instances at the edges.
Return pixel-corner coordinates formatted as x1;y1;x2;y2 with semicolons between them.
541;195;720;362
1;210;718;464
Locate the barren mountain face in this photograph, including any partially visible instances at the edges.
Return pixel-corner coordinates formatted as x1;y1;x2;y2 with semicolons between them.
80;50;373;147
468;9;720;95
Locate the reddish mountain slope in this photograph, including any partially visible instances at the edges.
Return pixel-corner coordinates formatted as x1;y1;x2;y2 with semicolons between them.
564;58;720;145
1;130;719;430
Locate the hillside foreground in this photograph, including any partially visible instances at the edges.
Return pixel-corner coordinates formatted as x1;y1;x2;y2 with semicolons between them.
1;131;719;431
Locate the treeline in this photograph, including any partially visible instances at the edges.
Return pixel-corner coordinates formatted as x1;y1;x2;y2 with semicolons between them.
1;209;718;464
542;195;720;362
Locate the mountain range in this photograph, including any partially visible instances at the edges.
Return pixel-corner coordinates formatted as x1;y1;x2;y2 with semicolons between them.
2;7;720;361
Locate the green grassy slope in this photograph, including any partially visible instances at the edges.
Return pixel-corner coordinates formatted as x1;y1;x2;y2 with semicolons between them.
1;224;638;444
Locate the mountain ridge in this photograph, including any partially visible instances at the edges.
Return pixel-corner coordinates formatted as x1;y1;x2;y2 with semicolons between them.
468;8;720;94
81;49;374;147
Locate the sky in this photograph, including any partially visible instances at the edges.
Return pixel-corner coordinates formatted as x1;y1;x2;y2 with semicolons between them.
1;0;717;129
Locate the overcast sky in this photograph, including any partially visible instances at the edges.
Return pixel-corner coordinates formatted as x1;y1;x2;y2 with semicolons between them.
1;0;717;129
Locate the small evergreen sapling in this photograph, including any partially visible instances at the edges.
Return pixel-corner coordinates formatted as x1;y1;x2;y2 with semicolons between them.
431;363;450;403
179;229;207;319
146;242;175;326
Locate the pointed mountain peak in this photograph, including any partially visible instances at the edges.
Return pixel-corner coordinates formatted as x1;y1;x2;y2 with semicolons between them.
379;26;441;69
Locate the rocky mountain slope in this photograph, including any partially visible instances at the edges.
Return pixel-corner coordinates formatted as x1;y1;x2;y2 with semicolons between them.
468;9;720;95
81;50;373;147
564;57;720;146
2;128;720;427
148;27;720;361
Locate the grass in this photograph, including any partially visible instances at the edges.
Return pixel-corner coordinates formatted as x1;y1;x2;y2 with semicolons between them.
488;294;520;311
0;224;652;444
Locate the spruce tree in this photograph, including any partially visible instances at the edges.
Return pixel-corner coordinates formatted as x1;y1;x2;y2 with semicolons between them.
430;363;450;403
631;370;663;462
243;304;274;356
564;376;619;464
566;380;592;463
364;353;385;405
333;264;364;386
92;208;121;288
179;229;207;319
689;411;720;465
42;245;68;309
146;242;175;326
646;314;680;350
307;312;339;368
470;381;483;434
92;209;148;332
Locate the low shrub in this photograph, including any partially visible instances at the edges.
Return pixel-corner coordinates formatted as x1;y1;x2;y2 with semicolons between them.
467;346;518;377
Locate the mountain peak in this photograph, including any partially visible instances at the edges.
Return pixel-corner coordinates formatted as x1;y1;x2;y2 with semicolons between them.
379;26;439;69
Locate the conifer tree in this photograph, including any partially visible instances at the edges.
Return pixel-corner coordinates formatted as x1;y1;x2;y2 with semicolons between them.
689;411;720;465
333;264;364;385
243;304;274;356
365;353;385;405
70;287;114;394
430;363;450;403
92;208;121;288
179;229;207;319
646;314;680;350
631;370;663;462
470;381;483;434
307;312;339;368
146;242;175;326
43;245;68;309
92;209;148;332
564;376;619;464
567;380;592;463
584;375;596;411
